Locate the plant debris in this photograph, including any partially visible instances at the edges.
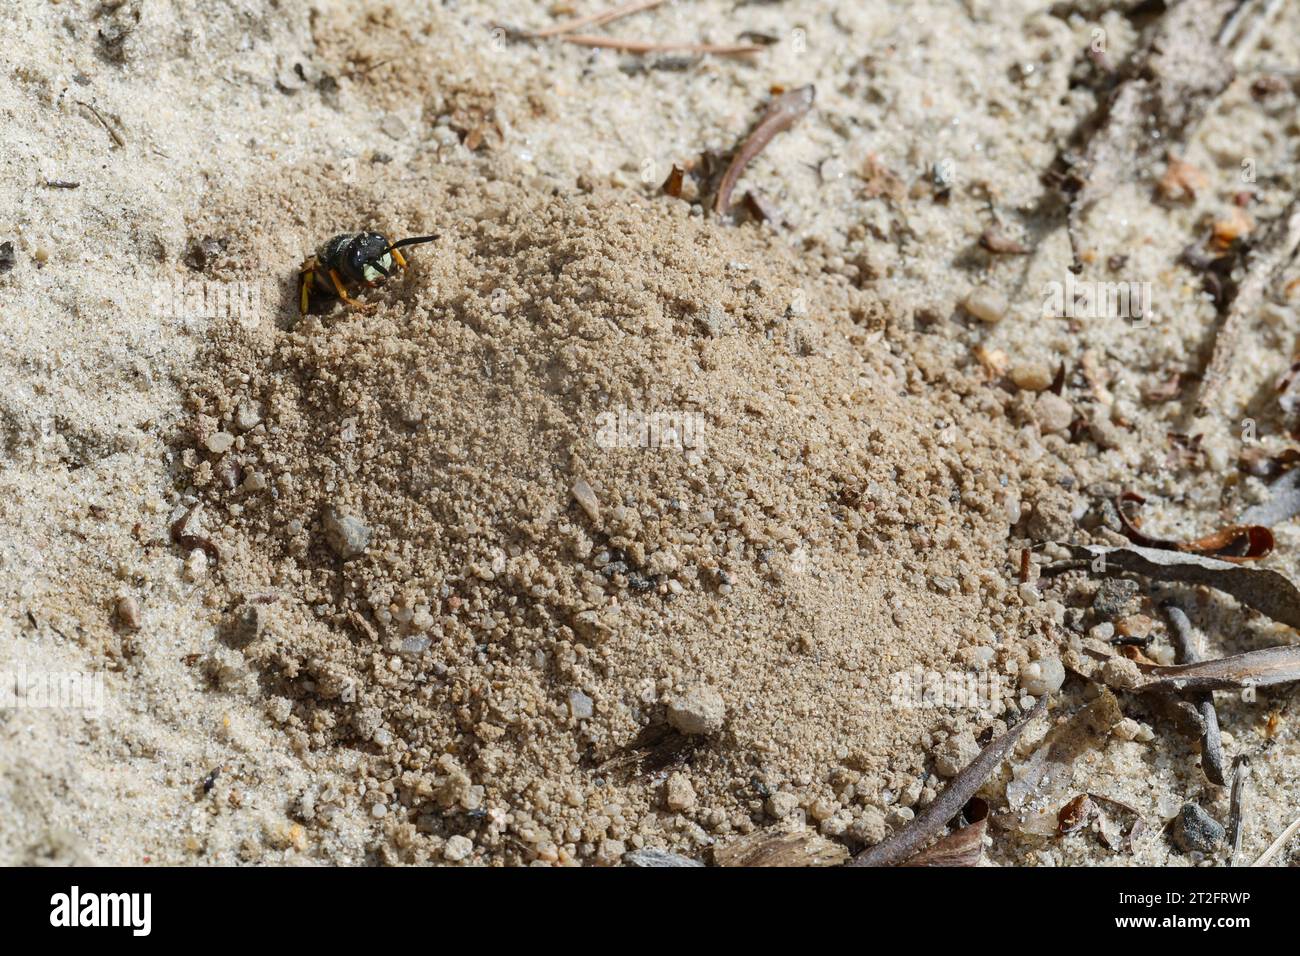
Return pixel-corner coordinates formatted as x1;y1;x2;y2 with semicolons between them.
75;100;125;148
559;35;764;55
1058;0;1241;271
1001;691;1123;836
742;188;785;227
1195;197;1300;418
1161;600;1228;785
1057;793;1094;834
849;695;1049;867
1252;812;1300;867
170;508;220;566
1227;754;1251;865
1062;544;1300;629
1133;645;1300;694
903;799;988;867
1088;793;1146;853
531;0;667;38
714;828;849;867
1115;492;1273;562
661;163;685;198
713;85;815;217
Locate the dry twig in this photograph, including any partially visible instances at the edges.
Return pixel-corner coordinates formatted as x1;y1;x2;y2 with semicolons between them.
849;695;1049;867
1194;198;1300;419
560;35;762;55
713;85;815;216
1228;755;1251;865
1252;812;1300;867
1161;601;1227;785
533;0;667;37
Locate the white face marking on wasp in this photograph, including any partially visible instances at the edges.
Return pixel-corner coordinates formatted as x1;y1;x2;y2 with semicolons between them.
362;253;393;283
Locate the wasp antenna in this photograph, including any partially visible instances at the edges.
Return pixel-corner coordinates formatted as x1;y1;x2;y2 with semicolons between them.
384;234;440;255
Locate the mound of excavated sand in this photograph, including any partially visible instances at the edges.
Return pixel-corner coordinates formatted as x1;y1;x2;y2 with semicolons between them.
180;161;1057;864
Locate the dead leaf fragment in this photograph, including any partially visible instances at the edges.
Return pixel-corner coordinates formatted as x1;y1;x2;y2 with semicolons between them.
1156;156;1209;202
715;829;849;867
1063;543;1300;630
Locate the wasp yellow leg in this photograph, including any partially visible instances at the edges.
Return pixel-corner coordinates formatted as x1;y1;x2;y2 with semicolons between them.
299;268;313;316
390;249;408;270
329;268;374;311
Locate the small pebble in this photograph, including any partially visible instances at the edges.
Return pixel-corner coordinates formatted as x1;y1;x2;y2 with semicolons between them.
1172;803;1225;854
444;834;474;862
116;595;141;630
1116;614;1152;639
1010;361;1053;391
963;286;1007;324
1033;392;1075;433
234;401;263;432
766;791;799;819
183;548;208;582
664;772;696;812
572;478;601;523
1113;717;1141;741
206;431;235;454
1020;657;1065;696
322;506;371;560
1093;579;1140;618
849;807;887;845
886;806;915;827
1100;656;1142;690
568;689;594;720
1088;621;1115;641
1089;414;1125;450
934;732;979;777
666;684;727;735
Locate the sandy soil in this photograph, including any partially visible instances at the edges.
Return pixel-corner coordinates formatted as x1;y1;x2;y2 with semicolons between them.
1;0;1297;866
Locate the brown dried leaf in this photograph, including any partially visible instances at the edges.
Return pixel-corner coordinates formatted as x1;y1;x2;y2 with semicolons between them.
903;801;989;867
1058;793;1095;834
661;164;685;198
1116;492;1273;562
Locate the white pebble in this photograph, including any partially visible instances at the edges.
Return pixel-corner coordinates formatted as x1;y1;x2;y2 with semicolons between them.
666;684;727;735
964;287;1007;324
572;478;601;523
206;431;235;454
444;835;473;862
1020;657;1065;696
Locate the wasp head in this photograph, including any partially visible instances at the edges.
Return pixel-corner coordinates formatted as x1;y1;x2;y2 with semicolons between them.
339;232;394;284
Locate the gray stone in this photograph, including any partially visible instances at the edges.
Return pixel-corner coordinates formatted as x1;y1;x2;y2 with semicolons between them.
568;689;594;720
323;506;371;560
1172;803;1225;854
1092;578;1140;618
